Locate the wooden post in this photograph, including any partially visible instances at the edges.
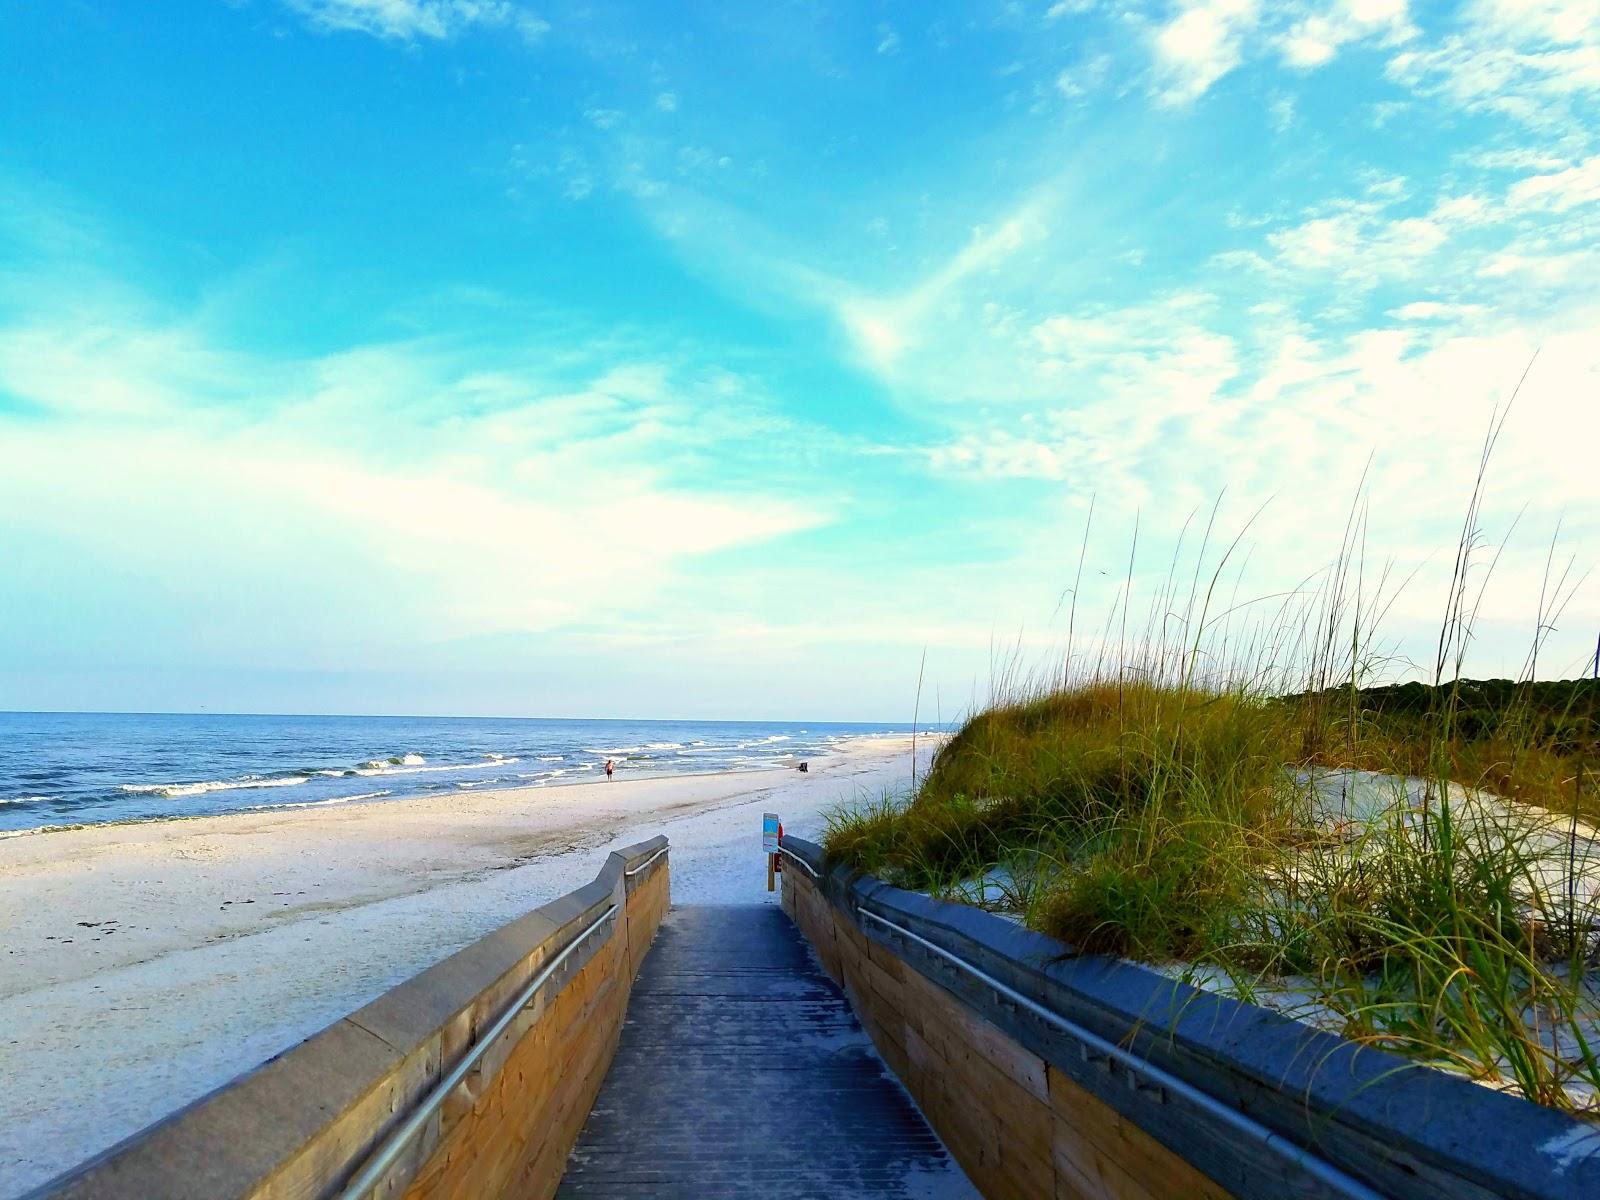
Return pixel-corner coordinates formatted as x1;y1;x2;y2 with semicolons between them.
763;812;780;893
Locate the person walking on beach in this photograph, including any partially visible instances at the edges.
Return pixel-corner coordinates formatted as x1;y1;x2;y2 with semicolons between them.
605;759;615;781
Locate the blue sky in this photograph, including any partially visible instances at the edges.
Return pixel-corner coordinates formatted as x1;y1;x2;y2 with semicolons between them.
0;0;1596;719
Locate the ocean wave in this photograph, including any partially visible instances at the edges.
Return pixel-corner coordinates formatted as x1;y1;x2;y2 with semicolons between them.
353;758;518;778
247;790;389;811
119;775;311;798
0;795;49;806
225;752;536;783
358;752;425;770
585;742;684;755
537;755;565;761
514;766;569;779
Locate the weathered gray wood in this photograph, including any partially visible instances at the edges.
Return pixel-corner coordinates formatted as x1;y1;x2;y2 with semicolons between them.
557;904;977;1199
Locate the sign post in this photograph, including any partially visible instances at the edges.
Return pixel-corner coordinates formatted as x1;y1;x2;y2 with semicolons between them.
763;812;780;892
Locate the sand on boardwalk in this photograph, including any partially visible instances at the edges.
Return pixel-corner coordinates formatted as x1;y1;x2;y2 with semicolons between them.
0;735;934;1197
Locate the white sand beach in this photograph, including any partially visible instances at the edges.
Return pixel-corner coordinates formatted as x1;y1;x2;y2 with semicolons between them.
0;735;932;1197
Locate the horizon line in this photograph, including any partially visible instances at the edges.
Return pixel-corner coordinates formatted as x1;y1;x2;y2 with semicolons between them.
0;707;939;726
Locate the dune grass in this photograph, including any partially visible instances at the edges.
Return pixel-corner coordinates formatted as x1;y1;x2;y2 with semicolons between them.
824;413;1600;1113
1295;678;1600;824
826;676;1600;1113
829;683;1301;957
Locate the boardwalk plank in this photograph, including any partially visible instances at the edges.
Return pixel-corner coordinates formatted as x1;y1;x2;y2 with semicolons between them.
556;905;977;1200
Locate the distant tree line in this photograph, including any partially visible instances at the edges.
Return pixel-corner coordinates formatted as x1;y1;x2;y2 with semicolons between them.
1291;678;1599;756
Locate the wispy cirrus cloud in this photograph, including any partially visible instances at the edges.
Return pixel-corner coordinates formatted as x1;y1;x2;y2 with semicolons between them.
1145;0;1415;105
1506;154;1600;211
1277;0;1416;69
281;0;549;44
0;193;829;662
1386;0;1600;129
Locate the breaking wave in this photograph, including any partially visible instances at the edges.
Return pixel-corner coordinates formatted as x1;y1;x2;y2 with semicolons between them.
247;790;390;811
353;758;518;777
585;742;685;755
120;775;311;798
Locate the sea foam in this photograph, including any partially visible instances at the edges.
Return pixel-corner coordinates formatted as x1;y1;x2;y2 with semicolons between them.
119;775;311;798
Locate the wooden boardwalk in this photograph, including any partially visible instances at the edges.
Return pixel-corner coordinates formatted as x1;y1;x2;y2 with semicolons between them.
557;904;976;1199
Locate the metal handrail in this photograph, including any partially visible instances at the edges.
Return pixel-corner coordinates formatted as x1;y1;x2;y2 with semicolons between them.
624;845;669;877
778;842;818;878
855;907;1384;1200
334;902;620;1200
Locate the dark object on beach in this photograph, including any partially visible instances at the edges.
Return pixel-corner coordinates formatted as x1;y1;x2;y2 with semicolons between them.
605;759;615;780
798;761;808;773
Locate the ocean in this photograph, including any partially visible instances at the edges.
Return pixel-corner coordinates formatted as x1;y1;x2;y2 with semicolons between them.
0;711;920;836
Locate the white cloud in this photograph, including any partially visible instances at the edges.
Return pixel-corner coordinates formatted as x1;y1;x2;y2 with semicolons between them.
876;24;900;56
1151;0;1261;105
1278;0;1416;69
655;91;678;112
1242;181;1524;290
931;293;1239;488
1507;154;1600;210
284;0;549;43
1471;147;1572;172
834;201;1050;375
1139;0;1570;112
1474;0;1600;45
838;301;910;369
1056;54;1112;98
1263;206;1447;282
0;306;827;651
1141;0;1419;104
1385;1;1600;124
1478;247;1597;285
928;299;1600;675
1390;300;1486;320
1430;192;1495;224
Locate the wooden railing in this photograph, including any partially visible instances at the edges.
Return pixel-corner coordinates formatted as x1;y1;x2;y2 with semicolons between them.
779;836;1599;1200
30;837;670;1200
